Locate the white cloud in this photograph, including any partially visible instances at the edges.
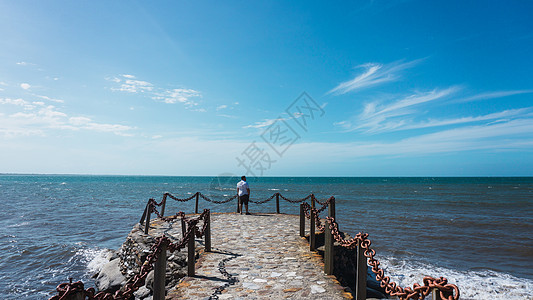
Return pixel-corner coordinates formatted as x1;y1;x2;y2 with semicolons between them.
16;62;35;66
108;74;204;110
216;104;228;111
292;118;533;161
153;88;201;105
0;99;135;138
34;94;65;103
328;59;422;95
108;74;153;93
20;83;31;90
243;118;280;129
457;90;533;103
346;87;460;133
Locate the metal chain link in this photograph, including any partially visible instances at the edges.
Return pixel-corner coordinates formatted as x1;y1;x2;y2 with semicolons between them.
199;192;237;204
323;217;460;300
249;193;277;204
50;210;211;300
165;192;198;202
278;193;314;203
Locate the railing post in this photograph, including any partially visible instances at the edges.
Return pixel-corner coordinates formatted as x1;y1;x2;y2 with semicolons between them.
355;240;367;300
310;196;316;251
299;203;305;237
432;288;442;300
205;211;211;252
276;193;280;214
328;197;335;219
140;202;149;225
181;217;186;237
188;225;196;276
160;193;167;217
144;202;151;234
324;219;333;275
324;198;335;275
195;192;199;214
153;240;168;300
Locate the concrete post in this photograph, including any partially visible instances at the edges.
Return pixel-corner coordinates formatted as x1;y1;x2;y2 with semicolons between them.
195;193;199;214
299;203;305;237
144;203;151;234
310;197;316;251
324;219;333;275
355;240;367;300
153;241;167;300
188;225;196;276
276;193;280;214
432;288;442;300
205;211;211;252
160;193;167;217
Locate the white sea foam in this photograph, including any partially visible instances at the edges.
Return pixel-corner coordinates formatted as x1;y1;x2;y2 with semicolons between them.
74;247;114;275
378;256;533;300
7;221;30;228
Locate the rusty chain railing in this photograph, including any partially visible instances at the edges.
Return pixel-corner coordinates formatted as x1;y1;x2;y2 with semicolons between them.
50;209;211;300
300;198;460;300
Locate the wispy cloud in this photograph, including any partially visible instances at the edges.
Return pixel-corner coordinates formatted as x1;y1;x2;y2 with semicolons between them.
0;97;134;138
291;118;533;160
347;87;459;133
336;85;533;135
328;59;422;95
152;88;201;106
20;83;31;90
33;94;65;103
16;62;36;66
243;118;281;129
216;104;228;111
110;75;153;93
107;74;203;109
455;90;533;103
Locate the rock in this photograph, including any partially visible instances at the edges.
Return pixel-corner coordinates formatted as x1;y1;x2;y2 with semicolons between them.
95;258;126;293
145;270;154;290
310;285;326;293
134;286;151;299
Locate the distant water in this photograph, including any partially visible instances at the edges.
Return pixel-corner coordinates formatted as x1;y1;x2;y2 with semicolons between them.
0;175;531;299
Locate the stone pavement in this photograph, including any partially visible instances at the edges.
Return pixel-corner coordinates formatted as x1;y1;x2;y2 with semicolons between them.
157;213;352;299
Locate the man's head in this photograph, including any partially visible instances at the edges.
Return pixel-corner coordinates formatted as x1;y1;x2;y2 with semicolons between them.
241;176;246;181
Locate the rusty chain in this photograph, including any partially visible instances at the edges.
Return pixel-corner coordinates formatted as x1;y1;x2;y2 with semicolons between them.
278;193;314;203
249;193;276;204
199;192;238;204
323;216;460;300
50;210;211;300
165;192;198;202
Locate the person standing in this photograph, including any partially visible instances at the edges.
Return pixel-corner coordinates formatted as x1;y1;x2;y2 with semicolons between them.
237;176;250;215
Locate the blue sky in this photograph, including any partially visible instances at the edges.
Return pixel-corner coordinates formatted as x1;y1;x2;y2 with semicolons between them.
0;0;532;176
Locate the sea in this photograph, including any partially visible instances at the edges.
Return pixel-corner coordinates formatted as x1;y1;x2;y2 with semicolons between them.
0;175;531;299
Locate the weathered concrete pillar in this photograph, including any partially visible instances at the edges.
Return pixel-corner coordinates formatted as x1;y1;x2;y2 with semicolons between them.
153;241;168;300
205;211;211;252
276;193;280;214
299;203;305;237
310;197;316;251
160;193;167;217
355;240;367;300
188;225;196;276
195;193;199;214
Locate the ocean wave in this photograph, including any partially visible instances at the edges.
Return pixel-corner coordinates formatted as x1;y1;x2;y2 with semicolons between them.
378;256;533;300
75;247;114;276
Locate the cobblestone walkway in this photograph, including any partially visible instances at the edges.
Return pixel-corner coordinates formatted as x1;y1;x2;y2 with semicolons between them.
163;213;351;299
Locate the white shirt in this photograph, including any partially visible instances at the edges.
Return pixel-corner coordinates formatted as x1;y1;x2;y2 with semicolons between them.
237;180;249;196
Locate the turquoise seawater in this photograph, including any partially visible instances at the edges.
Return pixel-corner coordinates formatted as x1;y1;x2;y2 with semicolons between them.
1;175;532;299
